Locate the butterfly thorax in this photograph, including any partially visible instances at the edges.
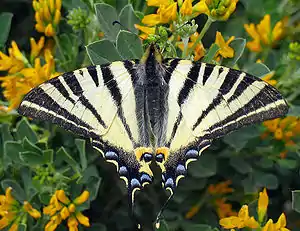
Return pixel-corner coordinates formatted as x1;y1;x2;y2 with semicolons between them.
137;44;168;148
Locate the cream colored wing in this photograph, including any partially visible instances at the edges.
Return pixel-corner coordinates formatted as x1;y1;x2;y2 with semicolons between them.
155;59;288;194
18;60;153;204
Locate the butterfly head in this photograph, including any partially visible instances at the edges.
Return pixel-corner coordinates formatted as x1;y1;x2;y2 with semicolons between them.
140;43;163;64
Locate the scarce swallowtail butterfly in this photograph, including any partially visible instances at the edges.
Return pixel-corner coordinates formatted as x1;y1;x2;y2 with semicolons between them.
18;43;288;222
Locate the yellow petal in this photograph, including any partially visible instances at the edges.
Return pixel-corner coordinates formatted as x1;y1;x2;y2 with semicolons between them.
180;0;193;16
0;217;10;229
258;188;269;222
75;212;90;227
244;216;260;229
134;24;156;35
8;223;18;231
11;41;24;61
49;0;55;13
215;31;235;58
55;0;62;11
45;24;55;37
257;14;271;45
238;205;249;220
142;14;161;26
275;213;287;229
23;201;41;219
45;220;59;231
56;190;70;205
5;187;17;205
147;0;172;7
262;219;274;231
159;3;177;22
68;203;76;213
219;216;241;229
193;1;209;16
185;204;200;219
73;191;89;205
272;21;284;43
53;10;61;25
60;206;70;220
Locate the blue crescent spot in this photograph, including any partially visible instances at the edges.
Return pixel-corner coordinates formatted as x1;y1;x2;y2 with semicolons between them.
131;178;141;188
176;164;186;175
165;178;174;188
105;151;118;160
185;149;198;158
119;166;128;175
140;173;152;183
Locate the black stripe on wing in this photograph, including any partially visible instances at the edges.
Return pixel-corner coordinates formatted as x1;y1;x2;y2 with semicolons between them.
62;71;107;128
101;64;136;145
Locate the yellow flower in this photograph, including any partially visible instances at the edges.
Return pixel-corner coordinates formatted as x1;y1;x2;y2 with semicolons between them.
147;0;171;7
142;2;177;26
33;0;62;37
262;214;290;231
262;71;277;86
134;24;156;39
44;190;90;231
193;0;239;21
258;188;269;222
219;205;259;229
180;0;193;16
178;32;206;61
0;39;59;111
215;198;237;219
244;14;285;53
30;36;45;60
215;31;235;59
0;188;41;230
207;180;234;195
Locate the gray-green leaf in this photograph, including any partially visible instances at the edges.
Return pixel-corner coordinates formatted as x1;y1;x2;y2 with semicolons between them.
116;30;143;59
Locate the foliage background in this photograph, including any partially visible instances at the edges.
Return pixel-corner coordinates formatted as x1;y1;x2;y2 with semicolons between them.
0;0;300;231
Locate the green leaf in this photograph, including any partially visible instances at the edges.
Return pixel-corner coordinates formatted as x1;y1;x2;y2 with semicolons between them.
75;139;87;170
222;38;246;67
189;154;216;178
255;158;274;169
116;30;143;59
85;175;102;201
292;190;300;213
116;0;129;12
242;176;256;194
1;179;26;201
22;137;42;154
254;172;278;189
4;141;23;163
0;13;13;46
86;40;122;65
95;3;120;41
43;149;54;164
245;63;270;77
230;157;253;174
56;147;81;173
1;123;13;142
223;126;260;151
118;4;139;33
202;44;220;63
19;151;44;166
16;119;38;144
276;159;298;170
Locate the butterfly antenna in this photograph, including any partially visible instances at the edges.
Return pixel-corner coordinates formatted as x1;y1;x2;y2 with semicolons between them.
112;20;144;40
155;193;173;228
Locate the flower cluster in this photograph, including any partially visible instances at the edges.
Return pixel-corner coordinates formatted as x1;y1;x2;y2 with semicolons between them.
220;188;290;231
0;38;59;111
43;190;90;231
262;116;300;157
0;188;41;231
33;0;62;37
244;14;285;53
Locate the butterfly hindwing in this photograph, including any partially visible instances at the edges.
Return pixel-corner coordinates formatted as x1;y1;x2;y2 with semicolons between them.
18;60;154;204
156;59;288;194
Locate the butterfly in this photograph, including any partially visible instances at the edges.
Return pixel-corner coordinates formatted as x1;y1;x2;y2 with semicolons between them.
18;43;288;221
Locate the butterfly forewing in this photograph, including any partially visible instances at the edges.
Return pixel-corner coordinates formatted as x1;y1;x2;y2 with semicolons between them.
18;60;154;205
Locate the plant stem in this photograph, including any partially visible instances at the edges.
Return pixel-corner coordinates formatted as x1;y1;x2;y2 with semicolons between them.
182;37;189;59
188;17;214;56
